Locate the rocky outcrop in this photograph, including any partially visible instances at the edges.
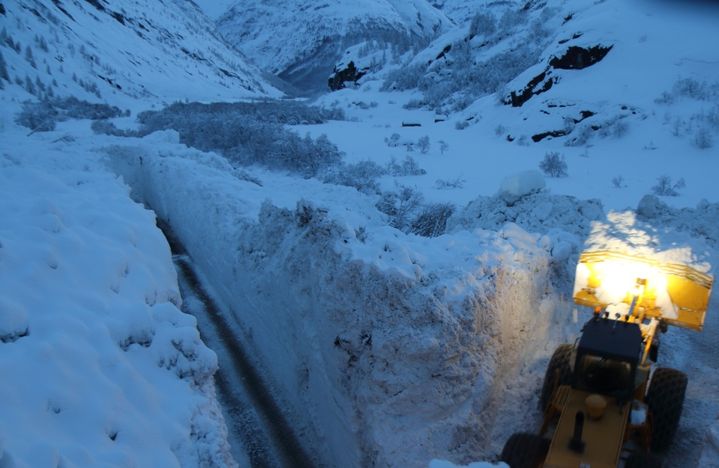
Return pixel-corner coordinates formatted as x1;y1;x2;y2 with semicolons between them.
505;44;613;107
328;61;368;91
549;45;612;70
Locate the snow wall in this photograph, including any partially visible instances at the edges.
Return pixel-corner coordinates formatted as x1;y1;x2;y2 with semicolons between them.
105;136;563;467
0;146;234;467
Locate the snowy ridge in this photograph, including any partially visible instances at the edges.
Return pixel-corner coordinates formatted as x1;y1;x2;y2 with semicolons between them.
217;0;451;90
0;0;278;105
0;121;234;467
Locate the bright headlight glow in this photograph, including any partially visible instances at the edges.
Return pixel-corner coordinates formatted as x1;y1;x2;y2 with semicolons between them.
574;255;677;319
574;250;713;327
593;259;667;305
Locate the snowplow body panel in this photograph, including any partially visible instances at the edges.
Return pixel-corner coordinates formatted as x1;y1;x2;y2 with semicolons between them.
573;250;713;331
543;386;629;468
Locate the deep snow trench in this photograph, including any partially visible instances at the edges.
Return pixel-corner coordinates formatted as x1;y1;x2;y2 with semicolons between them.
106;136;566;466
162;220;315;467
104;134;719;467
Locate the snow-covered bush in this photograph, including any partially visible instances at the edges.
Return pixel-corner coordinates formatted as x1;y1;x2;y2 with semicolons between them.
612;175;627;189
694;127;714;149
16;97;124;132
455;120;470;130
435;178;465;190
382;62;428;91
539;152;568;178
673;78;719;101
91;119;135;137
137;102;344;177
652;175;684;197
386;156;426;176
438;140;449;155
15;101;58;132
322;160;386;194
469;12;496;38
0;51;9;83
385;133;401;147
411;203;454;237
417;135;431;154
376;186;424;231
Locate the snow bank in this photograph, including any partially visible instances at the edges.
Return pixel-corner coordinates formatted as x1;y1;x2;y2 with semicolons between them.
106;137;557;466
0;138;234;466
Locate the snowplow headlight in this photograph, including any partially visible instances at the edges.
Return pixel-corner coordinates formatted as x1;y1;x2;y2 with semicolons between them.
573;250;713;330
575;258;667;307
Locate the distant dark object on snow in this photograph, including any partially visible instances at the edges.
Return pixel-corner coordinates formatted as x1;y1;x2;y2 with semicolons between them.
401;122;422;127
328;61;368;91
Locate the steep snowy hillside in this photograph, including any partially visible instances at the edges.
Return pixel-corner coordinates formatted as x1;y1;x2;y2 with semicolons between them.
0;0;278;105
384;0;719;153
217;0;452;91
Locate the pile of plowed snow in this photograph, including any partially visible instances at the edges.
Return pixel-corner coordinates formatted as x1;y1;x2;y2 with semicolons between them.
0;121;233;467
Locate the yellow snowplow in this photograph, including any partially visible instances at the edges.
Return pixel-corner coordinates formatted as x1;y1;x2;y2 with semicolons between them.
500;250;713;468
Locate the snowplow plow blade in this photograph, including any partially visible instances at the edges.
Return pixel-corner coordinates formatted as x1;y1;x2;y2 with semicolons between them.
573;250;713;331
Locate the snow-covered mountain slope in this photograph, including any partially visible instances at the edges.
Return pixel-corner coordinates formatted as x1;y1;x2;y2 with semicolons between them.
385;0;719;151
430;0;489;24
216;0;452;91
0;0;279;106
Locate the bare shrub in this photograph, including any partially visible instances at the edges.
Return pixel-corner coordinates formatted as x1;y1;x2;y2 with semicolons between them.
539;151;568;178
322;160;386;194
694;128;713;149
652;175;685;197
411;203;454;237
611;176;626;189
386;156;426;176
376;186;424;230
417;135;430;154
435;178;465;190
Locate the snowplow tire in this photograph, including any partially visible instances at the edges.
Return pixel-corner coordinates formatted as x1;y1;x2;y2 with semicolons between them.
646;367;687;451
500;432;549;468
540;344;573;410
625;451;663;468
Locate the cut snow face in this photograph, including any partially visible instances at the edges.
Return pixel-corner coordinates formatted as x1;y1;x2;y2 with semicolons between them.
101;131;563;466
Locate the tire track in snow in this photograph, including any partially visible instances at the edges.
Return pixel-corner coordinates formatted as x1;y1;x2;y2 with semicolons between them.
160;221;316;468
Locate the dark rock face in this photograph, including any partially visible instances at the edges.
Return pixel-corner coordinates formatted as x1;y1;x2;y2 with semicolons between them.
532;129;569;142
505;70;558;107
531;109;595;142
549;45;612;70
328;61;367;91
505;44;612;107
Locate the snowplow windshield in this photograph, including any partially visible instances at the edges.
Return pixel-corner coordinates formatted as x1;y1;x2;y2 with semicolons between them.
573;250;714;331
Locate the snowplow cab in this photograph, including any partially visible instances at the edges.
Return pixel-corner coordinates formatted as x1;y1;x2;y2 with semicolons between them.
573;318;642;401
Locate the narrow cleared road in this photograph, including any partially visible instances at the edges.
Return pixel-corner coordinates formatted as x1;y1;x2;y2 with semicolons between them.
159;221;316;468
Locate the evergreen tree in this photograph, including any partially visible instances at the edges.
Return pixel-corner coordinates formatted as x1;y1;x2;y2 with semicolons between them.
0;50;9;82
25;45;36;68
25;75;36;94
